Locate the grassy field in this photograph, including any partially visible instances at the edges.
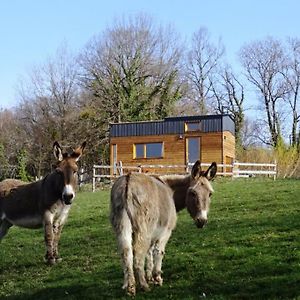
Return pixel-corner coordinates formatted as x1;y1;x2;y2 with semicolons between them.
0;179;299;299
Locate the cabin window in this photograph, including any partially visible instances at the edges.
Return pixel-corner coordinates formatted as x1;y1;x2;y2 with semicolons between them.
146;143;163;158
134;142;163;159
135;144;144;158
185;121;201;132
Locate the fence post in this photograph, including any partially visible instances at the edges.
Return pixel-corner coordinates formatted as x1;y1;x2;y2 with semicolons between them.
92;166;96;192
185;163;189;173
118;161;123;176
79;167;84;187
274;160;277;181
233;161;239;179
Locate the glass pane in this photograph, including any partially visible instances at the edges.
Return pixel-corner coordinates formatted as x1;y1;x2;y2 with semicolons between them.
146;143;163;158
135;144;144;158
187;138;200;163
186;122;201;131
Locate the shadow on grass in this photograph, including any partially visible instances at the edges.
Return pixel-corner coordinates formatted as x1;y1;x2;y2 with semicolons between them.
2;256;300;300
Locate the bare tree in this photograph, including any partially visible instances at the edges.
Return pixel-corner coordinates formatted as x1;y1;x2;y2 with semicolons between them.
239;37;289;147
79;14;183;124
0;109;20;173
211;65;245;145
185;27;224;114
282;38;300;146
239;117;263;149
16;44;81;176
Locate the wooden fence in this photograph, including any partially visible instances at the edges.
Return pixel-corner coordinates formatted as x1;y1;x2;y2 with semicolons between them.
92;161;277;192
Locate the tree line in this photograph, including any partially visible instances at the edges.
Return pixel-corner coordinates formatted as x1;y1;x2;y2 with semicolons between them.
1;14;300;179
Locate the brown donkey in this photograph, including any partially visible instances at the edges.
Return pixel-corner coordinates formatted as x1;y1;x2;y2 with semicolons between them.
110;161;217;296
0;179;27;197
0;141;86;265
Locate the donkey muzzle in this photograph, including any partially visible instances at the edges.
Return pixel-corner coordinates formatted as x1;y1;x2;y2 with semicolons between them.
195;210;208;228
62;193;74;205
195;218;207;228
62;185;75;205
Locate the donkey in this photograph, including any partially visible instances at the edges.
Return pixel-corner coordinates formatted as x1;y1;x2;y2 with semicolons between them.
110;161;217;296
0;179;27;197
0;141;86;265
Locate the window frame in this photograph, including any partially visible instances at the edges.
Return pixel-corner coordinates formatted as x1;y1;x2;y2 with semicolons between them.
185;121;202;132
133;142;164;159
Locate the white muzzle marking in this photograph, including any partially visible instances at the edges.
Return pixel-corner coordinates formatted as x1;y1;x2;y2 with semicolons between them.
63;184;75;199
200;210;207;220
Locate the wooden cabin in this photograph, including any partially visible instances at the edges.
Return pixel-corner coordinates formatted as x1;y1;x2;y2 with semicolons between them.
109;114;235;175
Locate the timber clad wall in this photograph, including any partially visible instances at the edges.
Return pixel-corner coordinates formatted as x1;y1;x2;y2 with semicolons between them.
110;135;185;173
109;115;235;174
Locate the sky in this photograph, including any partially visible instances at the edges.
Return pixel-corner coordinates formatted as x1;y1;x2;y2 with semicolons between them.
0;0;300;110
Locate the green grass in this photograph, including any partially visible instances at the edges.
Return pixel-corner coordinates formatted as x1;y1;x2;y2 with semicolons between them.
0;179;300;299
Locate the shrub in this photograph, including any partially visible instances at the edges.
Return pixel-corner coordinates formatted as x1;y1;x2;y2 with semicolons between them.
16;149;31;182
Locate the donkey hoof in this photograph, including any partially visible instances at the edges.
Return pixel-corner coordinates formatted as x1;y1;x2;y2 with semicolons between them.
146;275;155;284
154;275;163;286
44;256;56;265
47;258;56;265
141;283;150;292
55;257;63;263
126;285;136;297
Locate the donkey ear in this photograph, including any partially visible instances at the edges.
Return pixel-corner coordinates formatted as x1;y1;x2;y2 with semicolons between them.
72;141;86;161
53;141;63;161
204;162;217;180
191;160;202;179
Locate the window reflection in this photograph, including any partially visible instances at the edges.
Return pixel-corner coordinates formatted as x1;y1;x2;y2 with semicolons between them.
187;137;200;163
134;143;163;159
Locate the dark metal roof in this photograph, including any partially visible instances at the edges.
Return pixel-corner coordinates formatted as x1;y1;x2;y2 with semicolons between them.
110;114;235;137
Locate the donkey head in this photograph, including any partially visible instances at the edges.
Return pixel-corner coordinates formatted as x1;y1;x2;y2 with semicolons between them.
53;141;86;205
186;161;217;228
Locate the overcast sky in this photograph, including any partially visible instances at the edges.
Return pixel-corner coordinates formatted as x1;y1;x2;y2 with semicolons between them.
1;0;299;110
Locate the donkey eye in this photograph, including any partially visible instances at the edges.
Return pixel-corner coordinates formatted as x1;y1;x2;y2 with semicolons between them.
209;192;212;197
189;189;196;197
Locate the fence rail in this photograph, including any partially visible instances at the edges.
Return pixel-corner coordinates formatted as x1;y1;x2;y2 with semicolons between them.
92;161;277;192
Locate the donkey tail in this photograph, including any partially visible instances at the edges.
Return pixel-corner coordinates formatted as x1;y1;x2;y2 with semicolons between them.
110;172;134;249
110;174;135;291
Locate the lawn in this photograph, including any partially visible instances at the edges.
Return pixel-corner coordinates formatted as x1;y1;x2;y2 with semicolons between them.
0;179;299;299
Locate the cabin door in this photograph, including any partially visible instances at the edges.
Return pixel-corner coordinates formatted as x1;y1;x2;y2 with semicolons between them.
186;137;200;164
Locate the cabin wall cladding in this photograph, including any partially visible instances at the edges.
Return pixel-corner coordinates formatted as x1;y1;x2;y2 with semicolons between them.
110;115;235;174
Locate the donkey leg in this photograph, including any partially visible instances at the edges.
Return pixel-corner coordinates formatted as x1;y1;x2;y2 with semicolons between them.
133;234;151;292
0;220;12;241
52;206;70;262
146;244;155;283
52;224;64;262
152;229;172;286
117;212;136;296
44;218;55;265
